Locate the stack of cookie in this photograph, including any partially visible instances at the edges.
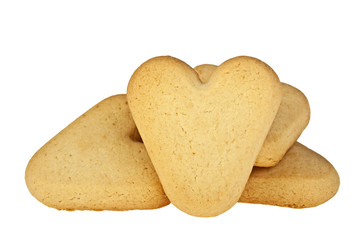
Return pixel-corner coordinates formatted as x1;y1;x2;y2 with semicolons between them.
25;56;340;217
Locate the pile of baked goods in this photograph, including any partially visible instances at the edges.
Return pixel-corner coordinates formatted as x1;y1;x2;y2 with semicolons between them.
25;56;340;217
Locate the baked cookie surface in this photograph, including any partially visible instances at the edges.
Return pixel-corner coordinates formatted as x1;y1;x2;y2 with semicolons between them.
195;64;310;167
25;95;169;211
25;95;338;211
239;142;340;208
127;56;282;217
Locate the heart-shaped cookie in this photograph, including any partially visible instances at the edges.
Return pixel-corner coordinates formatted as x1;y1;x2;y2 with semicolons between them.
25;95;169;210
127;56;282;216
195;64;310;167
26;94;337;211
240;142;340;208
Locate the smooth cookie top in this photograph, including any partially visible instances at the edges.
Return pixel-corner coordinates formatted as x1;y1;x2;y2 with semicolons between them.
128;56;282;217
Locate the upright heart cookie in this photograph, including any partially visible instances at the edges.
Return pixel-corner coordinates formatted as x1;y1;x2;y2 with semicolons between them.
25;95;169;211
195;64;310;167
127;56;282;216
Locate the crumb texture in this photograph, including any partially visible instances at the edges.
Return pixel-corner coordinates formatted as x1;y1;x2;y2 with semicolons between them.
25;95;170;211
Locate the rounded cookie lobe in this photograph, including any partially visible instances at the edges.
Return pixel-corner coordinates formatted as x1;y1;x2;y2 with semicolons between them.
256;83;310;167
239;142;340;208
195;64;311;167
128;56;282;217
25;95;169;211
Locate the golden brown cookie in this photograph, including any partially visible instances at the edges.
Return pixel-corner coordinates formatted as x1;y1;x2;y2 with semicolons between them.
239;142;340;208
25;95;338;211
127;56;282;217
25;95;170;211
195;64;310;167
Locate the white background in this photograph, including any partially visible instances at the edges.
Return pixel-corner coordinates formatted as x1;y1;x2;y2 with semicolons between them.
1;1;359;239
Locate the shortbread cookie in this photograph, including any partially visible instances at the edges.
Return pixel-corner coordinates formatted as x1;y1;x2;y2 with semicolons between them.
127;56;282;217
26;95;338;211
239;142;340;208
25;95;170;211
195;64;310;167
